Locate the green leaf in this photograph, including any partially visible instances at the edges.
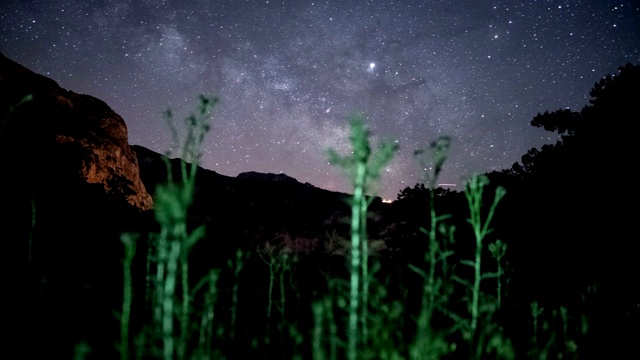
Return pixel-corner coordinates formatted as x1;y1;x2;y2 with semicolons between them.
460;259;475;267
408;264;427;277
481;272;501;280
185;225;206;250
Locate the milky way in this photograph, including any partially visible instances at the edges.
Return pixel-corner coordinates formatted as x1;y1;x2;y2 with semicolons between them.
2;0;639;199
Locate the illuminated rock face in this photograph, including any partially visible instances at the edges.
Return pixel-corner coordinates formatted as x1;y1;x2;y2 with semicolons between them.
0;52;152;211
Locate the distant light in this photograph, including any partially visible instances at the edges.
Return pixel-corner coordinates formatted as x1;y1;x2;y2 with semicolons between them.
369;63;375;69
382;198;393;203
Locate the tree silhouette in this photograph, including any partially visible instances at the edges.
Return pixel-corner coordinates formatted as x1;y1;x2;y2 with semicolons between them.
485;63;640;358
507;63;639;180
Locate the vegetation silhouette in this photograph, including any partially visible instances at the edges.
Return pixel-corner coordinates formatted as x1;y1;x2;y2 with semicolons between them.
482;62;640;358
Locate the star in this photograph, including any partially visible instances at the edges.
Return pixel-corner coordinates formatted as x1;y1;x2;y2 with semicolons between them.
367;62;376;73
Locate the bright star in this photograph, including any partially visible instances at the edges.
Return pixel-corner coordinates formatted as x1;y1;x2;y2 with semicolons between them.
367;62;376;73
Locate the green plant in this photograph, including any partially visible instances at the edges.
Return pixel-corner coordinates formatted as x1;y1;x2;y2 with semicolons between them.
312;276;341;360
120;94;217;360
258;243;295;330
408;136;456;360
227;248;247;343
92;94;594;359
488;239;507;314
405;172;509;359
526;301;586;359
454;175;507;358
464;175;506;336
119;232;138;360
328;115;397;360
154;95;215;360
192;268;221;359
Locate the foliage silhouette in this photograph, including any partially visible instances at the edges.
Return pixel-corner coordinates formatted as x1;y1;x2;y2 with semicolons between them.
485;62;640;358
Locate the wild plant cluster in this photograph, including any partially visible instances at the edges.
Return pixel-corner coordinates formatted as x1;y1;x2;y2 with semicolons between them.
7;64;639;360
106;96;588;359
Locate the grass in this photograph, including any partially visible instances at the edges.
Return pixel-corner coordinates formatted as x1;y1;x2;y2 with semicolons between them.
9;94;595;359
327;115;398;360
110;101;590;359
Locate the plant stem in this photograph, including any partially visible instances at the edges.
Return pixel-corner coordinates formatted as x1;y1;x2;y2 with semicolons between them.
312;300;326;360
162;234;182;360
198;269;219;357
348;161;366;360
328;298;338;360
465;176;505;333
120;233;138;360
267;257;276;320
360;195;370;345
230;248;244;342
178;250;190;360
155;231;167;328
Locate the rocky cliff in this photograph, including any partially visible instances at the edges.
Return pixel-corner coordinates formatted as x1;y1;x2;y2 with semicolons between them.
0;52;152;211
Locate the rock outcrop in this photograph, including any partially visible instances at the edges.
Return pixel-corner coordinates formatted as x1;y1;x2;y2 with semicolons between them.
0;52;152;210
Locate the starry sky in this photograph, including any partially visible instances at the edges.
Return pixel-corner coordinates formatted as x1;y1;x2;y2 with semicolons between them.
2;1;639;199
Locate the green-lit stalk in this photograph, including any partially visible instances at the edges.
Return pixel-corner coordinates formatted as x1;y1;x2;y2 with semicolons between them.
281;251;296;330
279;255;287;323
229;248;245;342
496;252;503;314
471;232;482;344
98;94;215;359
155;230;168;327
531;301;543;348
325;287;338;360
150;95;215;358
465;176;505;358
348;160;366;360
311;288;340;360
267;256;277;320
428;190;438;308
409;136;452;359
260;247;282;323
409;189;448;359
488;240;507;314
73;341;91;360
120;233;138;360
411;188;438;359
175;224;204;360
464;176;505;339
560;306;569;354
425;189;438;322
178;249;189;360
312;300;326;360
360;195;370;345
145;237;153;313
162;233;182;360
198;269;220;358
328;116;396;360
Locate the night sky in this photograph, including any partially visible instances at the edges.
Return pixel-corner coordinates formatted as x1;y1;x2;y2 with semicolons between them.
2;1;639;200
